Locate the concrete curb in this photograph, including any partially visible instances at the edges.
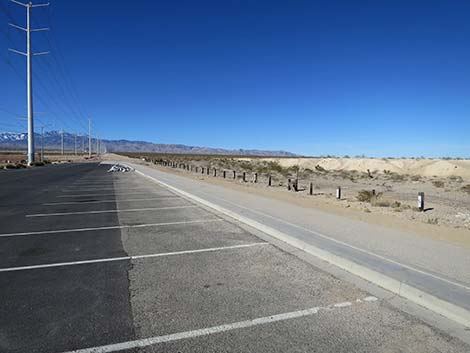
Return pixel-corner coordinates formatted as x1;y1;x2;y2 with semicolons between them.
134;167;470;328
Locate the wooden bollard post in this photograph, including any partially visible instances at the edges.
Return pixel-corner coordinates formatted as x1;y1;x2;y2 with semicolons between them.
309;182;313;195
201;167;205;174
336;186;342;200
213;168;217;177
418;192;425;211
287;178;291;191
223;171;226;179
268;175;272;186
233;170;236;179
243;172;246;182
253;173;257;183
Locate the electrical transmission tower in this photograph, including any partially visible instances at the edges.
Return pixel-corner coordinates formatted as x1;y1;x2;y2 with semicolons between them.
88;118;91;158
8;0;50;165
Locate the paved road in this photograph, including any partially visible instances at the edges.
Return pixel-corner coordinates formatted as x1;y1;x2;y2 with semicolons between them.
0;163;468;352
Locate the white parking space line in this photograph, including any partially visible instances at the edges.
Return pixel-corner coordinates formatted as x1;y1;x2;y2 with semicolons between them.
0;243;268;273
26;206;197;218
43;197;180;206
62;296;377;353
0;219;223;238
60;188;154;193
57;192;165;198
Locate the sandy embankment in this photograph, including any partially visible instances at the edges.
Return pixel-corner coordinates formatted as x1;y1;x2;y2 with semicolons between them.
236;157;470;180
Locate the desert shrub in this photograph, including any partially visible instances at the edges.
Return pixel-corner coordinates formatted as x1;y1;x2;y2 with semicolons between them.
432;180;445;188
4;164;16;169
338;170;355;180
315;164;326;172
410;175;422;181
448;175;463;183
266;161;285;174
32;162;45;167
427;218;439;225
461;185;470;194
287;165;299;174
356;190;381;202
391;201;401;208
389;172;406;182
238;161;254;171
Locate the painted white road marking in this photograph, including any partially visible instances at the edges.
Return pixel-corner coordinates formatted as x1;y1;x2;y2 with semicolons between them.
61;188;153;193
0;243;268;273
0;219;223;238
43;197;180;206
57;192;167;198
62;296;377;353
26;205;197;218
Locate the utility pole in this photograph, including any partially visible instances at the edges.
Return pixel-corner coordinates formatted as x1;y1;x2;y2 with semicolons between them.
81;134;85;155
9;0;49;165
61;129;64;155
88;118;91;158
39;126;45;161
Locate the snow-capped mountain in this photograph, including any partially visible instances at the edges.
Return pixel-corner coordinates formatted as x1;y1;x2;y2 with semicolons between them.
0;131;296;156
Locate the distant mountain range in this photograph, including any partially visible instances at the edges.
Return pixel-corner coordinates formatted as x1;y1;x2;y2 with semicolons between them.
0;131;296;157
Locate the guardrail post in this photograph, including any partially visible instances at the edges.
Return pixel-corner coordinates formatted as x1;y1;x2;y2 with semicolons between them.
336;186;341;200
268;175;272;186
253;173;257;183
201;167;205;174
293;179;298;192
418;192;425;211
207;167;210;175
233;170;236;179
213;168;217;177
287;178;291;191
309;182;313;195
223;170;226;179
243;172;246;182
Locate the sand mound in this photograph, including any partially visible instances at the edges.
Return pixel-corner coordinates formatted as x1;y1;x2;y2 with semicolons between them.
242;157;470;180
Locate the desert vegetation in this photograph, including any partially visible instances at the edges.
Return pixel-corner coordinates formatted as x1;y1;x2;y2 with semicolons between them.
117;153;470;230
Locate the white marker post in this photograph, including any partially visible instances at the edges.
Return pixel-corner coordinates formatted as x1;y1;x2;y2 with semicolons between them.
418;192;424;211
336;187;341;200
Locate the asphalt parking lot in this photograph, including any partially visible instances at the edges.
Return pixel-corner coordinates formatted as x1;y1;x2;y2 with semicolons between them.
0;163;468;353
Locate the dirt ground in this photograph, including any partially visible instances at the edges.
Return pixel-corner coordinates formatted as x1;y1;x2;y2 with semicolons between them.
109;153;470;249
0;151;100;167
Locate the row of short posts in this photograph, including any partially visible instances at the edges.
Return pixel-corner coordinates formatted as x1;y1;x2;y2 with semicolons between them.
160;162;427;210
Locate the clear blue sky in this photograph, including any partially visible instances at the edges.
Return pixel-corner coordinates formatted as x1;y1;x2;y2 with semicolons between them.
1;0;470;157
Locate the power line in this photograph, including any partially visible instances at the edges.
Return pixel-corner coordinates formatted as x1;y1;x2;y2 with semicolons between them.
8;0;49;165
